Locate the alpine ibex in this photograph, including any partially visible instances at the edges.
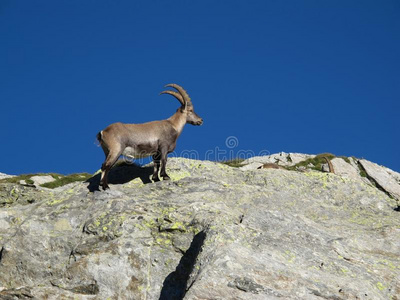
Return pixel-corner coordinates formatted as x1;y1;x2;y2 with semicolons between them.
96;84;203;190
257;163;286;170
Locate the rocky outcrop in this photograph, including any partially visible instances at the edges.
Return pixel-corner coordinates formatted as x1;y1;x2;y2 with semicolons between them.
29;175;56;186
330;157;360;180
0;157;399;299
0;173;13;180
359;159;400;200
242;152;315;167
242;153;400;202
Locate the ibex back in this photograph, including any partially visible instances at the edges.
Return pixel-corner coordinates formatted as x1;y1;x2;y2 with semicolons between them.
97;84;203;190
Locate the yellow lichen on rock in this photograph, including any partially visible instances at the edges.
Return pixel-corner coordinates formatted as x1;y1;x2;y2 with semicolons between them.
54;219;73;231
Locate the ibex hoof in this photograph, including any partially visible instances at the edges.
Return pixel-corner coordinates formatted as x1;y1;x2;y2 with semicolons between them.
152;177;160;182
163;176;171;181
102;184;110;190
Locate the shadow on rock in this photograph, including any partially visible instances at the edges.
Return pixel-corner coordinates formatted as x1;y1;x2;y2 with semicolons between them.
159;231;207;300
86;162;153;192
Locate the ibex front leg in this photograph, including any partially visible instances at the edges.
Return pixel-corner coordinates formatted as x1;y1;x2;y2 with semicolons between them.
159;147;170;181
152;152;161;182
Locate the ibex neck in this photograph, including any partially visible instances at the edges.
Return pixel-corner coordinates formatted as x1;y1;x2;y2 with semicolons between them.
168;111;187;134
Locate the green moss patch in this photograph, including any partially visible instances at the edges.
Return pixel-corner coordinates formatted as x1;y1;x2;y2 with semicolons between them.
0;173;92;189
219;158;245;168
338;156;351;164
287;153;336;171
0;174;36;185
41;173;92;188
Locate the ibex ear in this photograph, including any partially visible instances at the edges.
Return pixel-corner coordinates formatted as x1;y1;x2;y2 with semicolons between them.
180;101;187;112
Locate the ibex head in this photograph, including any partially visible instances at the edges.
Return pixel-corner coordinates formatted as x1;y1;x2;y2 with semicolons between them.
160;84;203;126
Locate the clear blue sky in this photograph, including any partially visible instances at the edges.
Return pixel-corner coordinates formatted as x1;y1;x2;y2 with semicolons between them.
1;0;399;174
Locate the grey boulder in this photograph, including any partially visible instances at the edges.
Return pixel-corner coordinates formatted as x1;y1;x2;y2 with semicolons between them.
0;157;399;299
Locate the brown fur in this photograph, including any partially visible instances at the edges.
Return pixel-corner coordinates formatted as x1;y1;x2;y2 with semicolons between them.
97;84;203;190
258;163;286;170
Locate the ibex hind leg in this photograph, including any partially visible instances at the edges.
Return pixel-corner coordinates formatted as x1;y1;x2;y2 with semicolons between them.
98;131;111;189
100;149;122;190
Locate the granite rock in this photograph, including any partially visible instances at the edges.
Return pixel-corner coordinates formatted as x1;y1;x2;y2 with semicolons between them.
0;157;399;299
359;159;400;200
